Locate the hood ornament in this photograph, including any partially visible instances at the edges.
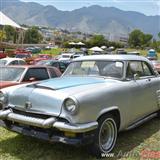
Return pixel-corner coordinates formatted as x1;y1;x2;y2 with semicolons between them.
25;101;32;110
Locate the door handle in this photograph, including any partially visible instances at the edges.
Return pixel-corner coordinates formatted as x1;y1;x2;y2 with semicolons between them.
147;78;151;82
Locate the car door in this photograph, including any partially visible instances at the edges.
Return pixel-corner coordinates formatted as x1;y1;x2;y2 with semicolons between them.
126;60;158;122
142;61;160;111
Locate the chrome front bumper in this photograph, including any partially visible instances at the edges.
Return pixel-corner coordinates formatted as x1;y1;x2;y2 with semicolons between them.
0;109;98;133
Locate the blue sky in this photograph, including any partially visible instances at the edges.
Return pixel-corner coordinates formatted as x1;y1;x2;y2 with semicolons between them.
22;0;160;16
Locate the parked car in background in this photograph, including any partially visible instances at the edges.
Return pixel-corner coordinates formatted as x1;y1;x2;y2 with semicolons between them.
0;55;159;157
33;54;52;64
15;53;33;64
14;49;31;55
0;58;26;66
36;60;68;73
127;51;140;55
58;52;75;61
0;65;61;89
25;47;41;54
151;60;160;73
0;50;7;59
147;49;157;60
116;49;127;54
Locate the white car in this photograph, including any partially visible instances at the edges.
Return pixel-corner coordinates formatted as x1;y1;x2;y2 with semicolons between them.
0;58;27;66
58;53;75;61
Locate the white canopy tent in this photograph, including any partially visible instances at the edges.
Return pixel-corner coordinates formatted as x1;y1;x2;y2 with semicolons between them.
89;46;104;52
0;11;21;28
69;42;76;45
76;42;85;46
101;46;107;50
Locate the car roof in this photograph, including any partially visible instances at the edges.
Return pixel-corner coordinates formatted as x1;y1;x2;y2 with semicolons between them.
74;55;150;62
1;57;25;61
0;65;56;69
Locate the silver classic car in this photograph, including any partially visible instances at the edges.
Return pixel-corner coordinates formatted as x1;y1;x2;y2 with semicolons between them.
0;55;160;157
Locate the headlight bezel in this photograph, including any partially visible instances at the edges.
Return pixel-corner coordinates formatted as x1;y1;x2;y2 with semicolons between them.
0;91;8;109
63;97;79;115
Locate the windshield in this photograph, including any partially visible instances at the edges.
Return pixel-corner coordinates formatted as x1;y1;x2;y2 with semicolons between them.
0;60;7;65
63;60;124;79
0;67;25;81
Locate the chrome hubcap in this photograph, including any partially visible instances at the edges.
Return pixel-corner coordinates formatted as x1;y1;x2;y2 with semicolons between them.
99;118;116;151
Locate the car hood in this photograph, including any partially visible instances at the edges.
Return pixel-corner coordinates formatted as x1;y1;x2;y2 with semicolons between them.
7;76;118;117
35;76;105;90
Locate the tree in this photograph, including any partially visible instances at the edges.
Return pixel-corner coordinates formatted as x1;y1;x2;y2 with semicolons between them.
141;34;153;47
4;25;17;42
88;35;107;47
24;27;43;44
0;30;6;42
129;29;153;48
128;29;144;47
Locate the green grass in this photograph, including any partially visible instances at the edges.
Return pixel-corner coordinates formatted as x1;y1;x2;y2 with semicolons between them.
40;48;62;56
0;117;159;160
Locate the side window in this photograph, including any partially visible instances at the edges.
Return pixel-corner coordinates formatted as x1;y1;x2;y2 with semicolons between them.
48;68;58;78
142;62;153;76
59;62;66;69
52;62;59;68
9;60;18;65
127;61;154;79
126;61;143;78
19;60;26;65
23;68;49;81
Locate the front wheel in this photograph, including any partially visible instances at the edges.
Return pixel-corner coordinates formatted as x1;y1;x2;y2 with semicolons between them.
90;114;118;157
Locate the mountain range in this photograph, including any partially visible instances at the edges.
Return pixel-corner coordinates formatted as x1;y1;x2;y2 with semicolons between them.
1;0;160;39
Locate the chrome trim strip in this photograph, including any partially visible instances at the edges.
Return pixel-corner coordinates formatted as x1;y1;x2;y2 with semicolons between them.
0;109;98;132
53;121;98;133
0;109;56;128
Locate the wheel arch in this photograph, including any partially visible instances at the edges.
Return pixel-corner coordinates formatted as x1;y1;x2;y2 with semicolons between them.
97;106;121;130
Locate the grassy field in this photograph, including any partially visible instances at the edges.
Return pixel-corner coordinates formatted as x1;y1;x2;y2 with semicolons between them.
0;117;159;160
40;48;63;56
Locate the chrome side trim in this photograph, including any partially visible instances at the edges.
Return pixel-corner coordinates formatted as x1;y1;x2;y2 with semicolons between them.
53;121;98;133
126;112;157;130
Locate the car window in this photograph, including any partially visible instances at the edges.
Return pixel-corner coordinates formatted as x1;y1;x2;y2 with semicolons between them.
59;62;66;69
64;61;124;79
142;62;153;76
23;68;49;81
48;68;58;78
9;60;18;65
0;60;7;65
0;67;25;81
52;62;59;68
126;61;153;79
126;61;143;78
19;60;26;65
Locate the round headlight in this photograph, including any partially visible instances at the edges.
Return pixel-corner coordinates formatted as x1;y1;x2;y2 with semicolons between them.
64;98;78;115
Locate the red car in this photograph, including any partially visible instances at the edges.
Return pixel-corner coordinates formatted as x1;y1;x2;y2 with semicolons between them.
33;54;52;64
0;51;7;59
0;65;61;89
152;60;160;73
